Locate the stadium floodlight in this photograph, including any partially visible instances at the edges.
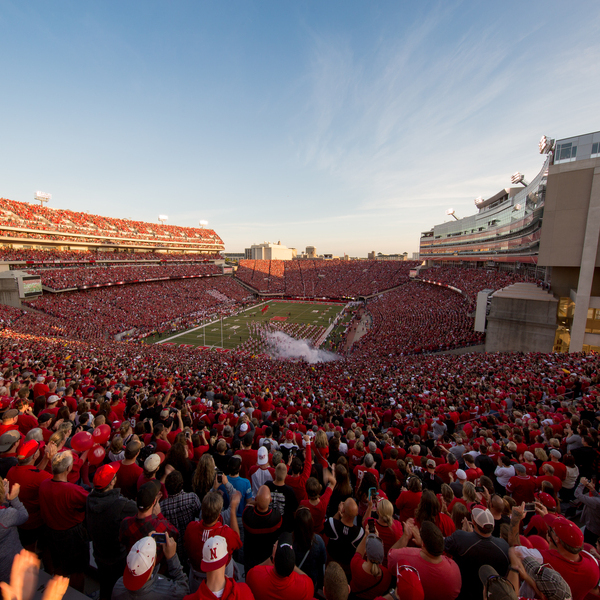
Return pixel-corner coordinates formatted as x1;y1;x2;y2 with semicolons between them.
539;135;555;155
446;208;459;220
199;220;208;227
34;191;51;207
158;214;168;225
474;196;485;207
510;172;529;187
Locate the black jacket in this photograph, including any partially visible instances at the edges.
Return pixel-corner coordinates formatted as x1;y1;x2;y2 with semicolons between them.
85;487;137;565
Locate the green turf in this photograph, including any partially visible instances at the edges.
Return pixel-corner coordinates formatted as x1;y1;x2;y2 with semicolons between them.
155;300;346;351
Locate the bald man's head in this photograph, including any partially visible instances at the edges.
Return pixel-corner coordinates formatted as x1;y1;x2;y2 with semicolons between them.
341;498;358;524
256;485;272;511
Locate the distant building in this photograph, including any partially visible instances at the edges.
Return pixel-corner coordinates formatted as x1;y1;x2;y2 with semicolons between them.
368;251;376;259
306;246;317;258
249;241;295;260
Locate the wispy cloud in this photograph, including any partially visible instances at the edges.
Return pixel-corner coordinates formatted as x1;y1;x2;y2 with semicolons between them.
294;4;600;225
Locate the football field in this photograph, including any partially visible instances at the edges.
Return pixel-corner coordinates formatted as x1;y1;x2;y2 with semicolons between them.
155;300;346;352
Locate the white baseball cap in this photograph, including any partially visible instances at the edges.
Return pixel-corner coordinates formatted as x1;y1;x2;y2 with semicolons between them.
201;535;229;572
123;537;156;591
257;446;269;465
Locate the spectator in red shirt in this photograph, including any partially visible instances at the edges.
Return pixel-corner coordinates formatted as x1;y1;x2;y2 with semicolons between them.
246;531;314;600
183;535;254;600
299;470;335;534
38;450;89;591
116;440;144;500
505;464;536;505
6;439;53;549
184;490;242;591
396;477;422;523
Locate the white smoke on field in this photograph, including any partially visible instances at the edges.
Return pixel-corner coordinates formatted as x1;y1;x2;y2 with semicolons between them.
264;330;341;364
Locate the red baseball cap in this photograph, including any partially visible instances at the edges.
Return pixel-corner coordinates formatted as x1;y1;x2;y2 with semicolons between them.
551;518;584;548
16;440;40;460
396;565;424;600
93;462;121;489
535;492;557;509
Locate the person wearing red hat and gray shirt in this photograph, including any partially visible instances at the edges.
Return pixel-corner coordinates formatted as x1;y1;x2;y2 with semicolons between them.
246;531;313;600
183;535;254;600
86;462;137;600
112;534;189;600
38;450;89;592
444;506;509;600
6;439;54;550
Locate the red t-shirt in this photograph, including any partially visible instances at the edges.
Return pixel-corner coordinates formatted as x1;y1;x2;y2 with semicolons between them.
6;464;52;529
540;548;600;600
16;414;39;435
299;486;332;534
184;578;254;600
435;463;458;484
235;448;258;480
116;461;143;499
246;565;314;600
39;479;88;530
376;520;403;567
396;491;422;523
506;475;537;504
350;553;393;599
387;547;462;600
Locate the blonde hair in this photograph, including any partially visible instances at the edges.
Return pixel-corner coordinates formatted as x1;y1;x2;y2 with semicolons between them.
462;481;477;503
377;499;394;527
315;430;328;448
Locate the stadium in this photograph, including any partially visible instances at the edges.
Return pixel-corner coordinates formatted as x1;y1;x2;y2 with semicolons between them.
1;130;600;600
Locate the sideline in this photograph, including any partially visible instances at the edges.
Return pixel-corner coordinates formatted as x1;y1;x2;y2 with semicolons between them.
156;301;270;345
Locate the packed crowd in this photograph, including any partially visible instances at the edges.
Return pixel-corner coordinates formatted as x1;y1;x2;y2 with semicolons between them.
26;264;221;290
0;197;224;246
421;267;538;311
354;281;484;358
0;278;251;341
235;260;419;298
0;248;222;264
0;324;598;600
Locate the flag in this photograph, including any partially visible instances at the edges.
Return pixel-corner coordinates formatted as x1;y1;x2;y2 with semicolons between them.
261;305;269;313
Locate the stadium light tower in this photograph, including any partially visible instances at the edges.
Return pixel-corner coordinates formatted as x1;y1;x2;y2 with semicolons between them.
511;172;529;187
34;191;51;207
199;220;208;228
158;214;168;225
446;208;459;220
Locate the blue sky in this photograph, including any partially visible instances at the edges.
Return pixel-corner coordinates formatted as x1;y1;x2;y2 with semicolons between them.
1;1;598;257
